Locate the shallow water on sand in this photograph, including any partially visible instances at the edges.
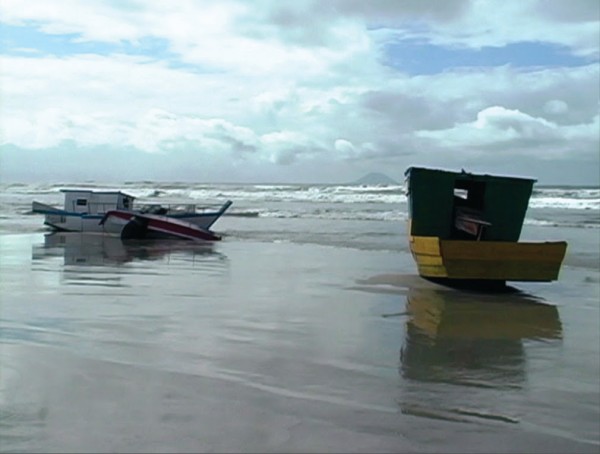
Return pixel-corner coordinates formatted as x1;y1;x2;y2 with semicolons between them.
0;227;599;453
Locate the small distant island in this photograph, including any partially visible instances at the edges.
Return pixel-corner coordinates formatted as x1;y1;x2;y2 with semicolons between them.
350;172;399;185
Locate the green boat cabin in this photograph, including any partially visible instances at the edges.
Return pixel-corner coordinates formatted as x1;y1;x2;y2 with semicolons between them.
404;167;535;242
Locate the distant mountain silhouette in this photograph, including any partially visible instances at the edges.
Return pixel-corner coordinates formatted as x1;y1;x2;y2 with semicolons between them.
351;172;399;185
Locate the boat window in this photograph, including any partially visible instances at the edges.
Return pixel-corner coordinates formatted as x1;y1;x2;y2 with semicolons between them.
76;199;87;206
453;188;468;199
454;180;485;210
123;198;130;209
452;179;487;240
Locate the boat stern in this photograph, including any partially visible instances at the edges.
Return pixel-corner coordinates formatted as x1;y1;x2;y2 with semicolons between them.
409;236;568;282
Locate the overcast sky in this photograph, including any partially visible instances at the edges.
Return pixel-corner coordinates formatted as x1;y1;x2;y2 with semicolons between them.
1;0;598;185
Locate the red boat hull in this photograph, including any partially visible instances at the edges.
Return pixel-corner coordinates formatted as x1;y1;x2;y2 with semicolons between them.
101;210;222;241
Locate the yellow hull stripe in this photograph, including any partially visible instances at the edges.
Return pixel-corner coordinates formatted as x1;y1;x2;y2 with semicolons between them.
409;235;567;281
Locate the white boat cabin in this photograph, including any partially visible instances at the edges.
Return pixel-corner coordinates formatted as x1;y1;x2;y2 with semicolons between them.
61;189;136;214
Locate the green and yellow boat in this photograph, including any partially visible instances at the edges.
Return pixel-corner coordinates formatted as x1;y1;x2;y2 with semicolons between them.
404;167;567;287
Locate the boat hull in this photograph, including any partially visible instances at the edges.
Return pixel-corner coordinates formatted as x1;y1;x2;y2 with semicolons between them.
32;201;231;234
102;210;222;242
409;235;567;282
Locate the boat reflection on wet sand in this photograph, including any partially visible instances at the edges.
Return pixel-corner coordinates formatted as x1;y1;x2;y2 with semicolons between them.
355;273;564;425
31;232;221;266
400;286;562;386
395;283;563;424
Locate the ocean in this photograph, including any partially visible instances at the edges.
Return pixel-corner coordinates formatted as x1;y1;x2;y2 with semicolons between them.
0;181;599;453
2;180;599;239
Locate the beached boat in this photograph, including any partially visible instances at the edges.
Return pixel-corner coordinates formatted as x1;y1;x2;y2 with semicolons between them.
100;210;222;241
404;167;567;287
32;189;232;234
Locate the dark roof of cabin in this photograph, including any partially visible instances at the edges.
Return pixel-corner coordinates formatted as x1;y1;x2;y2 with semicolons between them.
404;166;537;183
60;189;136;199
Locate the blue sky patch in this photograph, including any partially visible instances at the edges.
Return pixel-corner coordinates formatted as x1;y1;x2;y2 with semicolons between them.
1;23;114;55
383;39;595;74
1;23;173;59
1;23;218;73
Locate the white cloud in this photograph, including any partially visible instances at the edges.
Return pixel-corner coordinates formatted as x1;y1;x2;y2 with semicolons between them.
0;0;143;42
473;106;557;136
0;0;598;183
260;130;325;164
0;0;376;77
2;0;597;68
367;0;599;58
128;109;259;155
416;106;599;159
334;139;356;157
1;53;597;169
543;99;569;115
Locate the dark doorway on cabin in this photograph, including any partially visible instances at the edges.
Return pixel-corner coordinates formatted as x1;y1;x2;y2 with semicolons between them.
452;180;490;240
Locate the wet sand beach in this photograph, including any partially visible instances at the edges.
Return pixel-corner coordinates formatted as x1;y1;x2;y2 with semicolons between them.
0;222;598;453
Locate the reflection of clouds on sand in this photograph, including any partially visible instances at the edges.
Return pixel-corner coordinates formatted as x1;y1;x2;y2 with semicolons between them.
30;232;229;288
6;232;232;367
32;232;226;267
